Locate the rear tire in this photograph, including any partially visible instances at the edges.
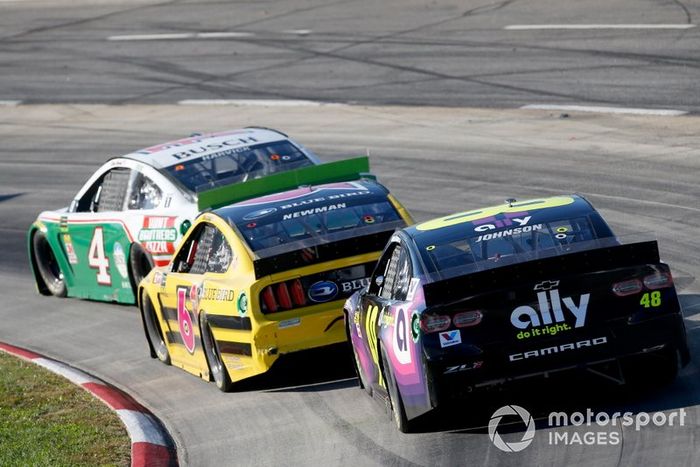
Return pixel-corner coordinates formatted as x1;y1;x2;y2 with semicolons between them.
380;345;415;433
142;293;170;365
32;230;66;297
130;243;154;291
201;313;233;392
623;346;679;388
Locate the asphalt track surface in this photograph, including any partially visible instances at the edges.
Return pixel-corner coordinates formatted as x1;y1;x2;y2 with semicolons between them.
1;0;700;465
1;104;700;466
0;0;699;111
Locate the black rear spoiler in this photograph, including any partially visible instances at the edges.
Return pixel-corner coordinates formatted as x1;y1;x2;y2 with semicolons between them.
253;230;393;279
423;240;660;308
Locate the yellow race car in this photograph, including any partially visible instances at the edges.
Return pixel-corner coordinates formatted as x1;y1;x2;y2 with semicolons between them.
137;158;413;390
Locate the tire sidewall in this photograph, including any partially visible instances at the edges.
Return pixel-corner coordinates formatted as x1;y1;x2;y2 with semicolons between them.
32;230;66;297
142;293;170;364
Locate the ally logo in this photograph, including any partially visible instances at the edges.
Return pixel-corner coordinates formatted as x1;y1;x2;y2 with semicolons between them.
488;405;536;452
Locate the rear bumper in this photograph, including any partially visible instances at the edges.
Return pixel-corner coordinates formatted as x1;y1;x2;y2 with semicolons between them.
428;312;689;401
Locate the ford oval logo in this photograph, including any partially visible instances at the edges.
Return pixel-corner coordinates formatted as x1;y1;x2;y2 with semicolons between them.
308;281;339;303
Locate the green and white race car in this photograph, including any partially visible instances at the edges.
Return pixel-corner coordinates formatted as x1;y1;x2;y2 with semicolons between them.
28;128;320;304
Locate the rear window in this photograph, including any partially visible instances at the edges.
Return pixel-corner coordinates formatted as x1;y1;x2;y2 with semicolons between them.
163;141;314;192
233;199;402;252
417;216;605;275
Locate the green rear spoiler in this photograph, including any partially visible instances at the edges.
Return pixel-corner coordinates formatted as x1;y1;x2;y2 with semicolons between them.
197;156;372;211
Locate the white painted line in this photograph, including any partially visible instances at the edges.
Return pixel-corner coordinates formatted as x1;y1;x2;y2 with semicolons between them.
108;32;254;41
108;33;193;41
0;100;21;106
178;99;328;107
33;358;101;385
282;29;312;35
505;24;696;30
196;32;254;39
116;410;171;447
520;104;688;116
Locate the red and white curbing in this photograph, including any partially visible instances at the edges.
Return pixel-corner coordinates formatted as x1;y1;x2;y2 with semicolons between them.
0;342;178;467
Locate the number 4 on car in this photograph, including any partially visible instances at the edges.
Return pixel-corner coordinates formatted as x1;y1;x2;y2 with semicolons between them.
27;128;321;303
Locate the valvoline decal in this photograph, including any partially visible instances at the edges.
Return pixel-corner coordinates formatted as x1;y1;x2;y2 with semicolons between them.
308;281;339;303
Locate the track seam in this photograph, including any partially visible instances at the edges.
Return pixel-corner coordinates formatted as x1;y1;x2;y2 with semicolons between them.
0;341;178;467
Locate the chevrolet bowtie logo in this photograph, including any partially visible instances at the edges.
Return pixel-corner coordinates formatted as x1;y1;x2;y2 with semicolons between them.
534;280;560;291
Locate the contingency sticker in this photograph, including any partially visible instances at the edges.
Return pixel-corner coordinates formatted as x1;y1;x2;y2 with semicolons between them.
439;330;462;348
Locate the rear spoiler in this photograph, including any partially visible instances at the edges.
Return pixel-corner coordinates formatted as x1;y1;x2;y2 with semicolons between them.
423;240;660;308
197;156;371;211
253;229;394;279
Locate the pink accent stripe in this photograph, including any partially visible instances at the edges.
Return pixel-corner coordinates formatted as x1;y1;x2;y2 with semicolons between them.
0;342;41;360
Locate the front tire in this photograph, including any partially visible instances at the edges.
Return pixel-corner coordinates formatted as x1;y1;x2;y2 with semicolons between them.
32;230;66;297
142;293;170;365
200;313;233;392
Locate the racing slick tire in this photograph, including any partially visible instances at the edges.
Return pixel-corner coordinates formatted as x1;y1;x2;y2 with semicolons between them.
380;344;416;433
200;313;233;392
622;345;679;389
31;230;67;297
345;311;368;391
142;292;171;365
129;243;155;291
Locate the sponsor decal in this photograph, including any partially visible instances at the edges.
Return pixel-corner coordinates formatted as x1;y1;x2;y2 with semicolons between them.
393;308;411;364
282;203;347;220
474;213;531;233
279;317;301;329
112;242;128;279
237;292;248;315
509;336;607;361
534;280;560;291
190;283;203;310
488;405;536;452
243;207;278;220
475;224;543;242
380;311;395;328
411;312;421;343
153;271;163;285
201;287;235;302
62;234;79;264
140;217;177;255
353;310;363;338
511;285;590;340
439;330;462;348
308;281;339;303
278;190;370;211
341;277;370;293
444;361;483;374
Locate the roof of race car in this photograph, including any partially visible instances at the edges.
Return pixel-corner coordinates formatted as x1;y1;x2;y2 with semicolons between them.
121;128;290;169
213;179;390;225
407;195;596;239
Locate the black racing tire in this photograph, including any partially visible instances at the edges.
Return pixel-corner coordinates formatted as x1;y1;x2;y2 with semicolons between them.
200;313;233;392
345;311;368;392
129;243;155;291
31;230;66;297
142;293;170;365
623;345;679;389
380;344;415;433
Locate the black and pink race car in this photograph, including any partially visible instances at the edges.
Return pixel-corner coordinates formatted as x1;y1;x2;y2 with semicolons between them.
345;195;690;432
